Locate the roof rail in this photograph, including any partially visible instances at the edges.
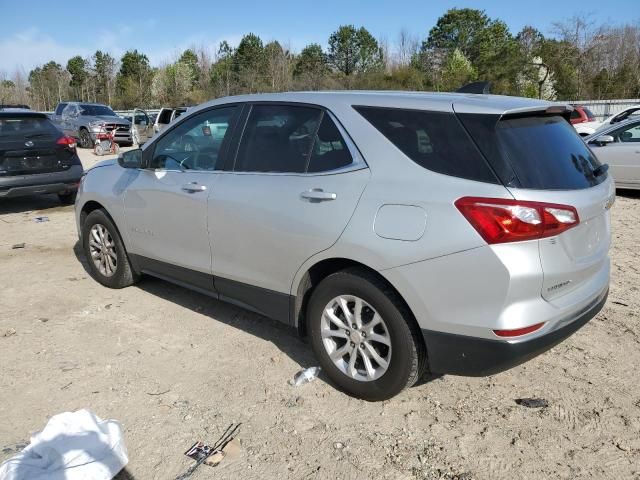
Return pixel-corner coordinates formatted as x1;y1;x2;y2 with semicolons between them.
456;81;491;94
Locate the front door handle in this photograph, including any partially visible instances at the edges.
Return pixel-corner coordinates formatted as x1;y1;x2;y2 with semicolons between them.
300;188;337;202
181;182;207;193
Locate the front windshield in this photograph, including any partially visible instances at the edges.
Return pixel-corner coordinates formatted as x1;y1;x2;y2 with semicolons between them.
80;104;117;116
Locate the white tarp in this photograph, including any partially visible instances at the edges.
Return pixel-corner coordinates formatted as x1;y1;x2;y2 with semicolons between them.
0;409;127;480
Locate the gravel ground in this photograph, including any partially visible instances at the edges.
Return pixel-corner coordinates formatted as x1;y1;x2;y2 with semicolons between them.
1;147;639;479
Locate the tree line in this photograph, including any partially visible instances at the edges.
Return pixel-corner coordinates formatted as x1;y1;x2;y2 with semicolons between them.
1;8;639;111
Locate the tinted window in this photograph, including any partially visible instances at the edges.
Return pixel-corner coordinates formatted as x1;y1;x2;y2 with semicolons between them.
307;115;353;173
584;108;596;120
80;104;117;116
235;105;322;173
570;110;581;120
151;106;237;171
497;116;604;189
354;106;497;183
55;103;67;115
0;116;58;137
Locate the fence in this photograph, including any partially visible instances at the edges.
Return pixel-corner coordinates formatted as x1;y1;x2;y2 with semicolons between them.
570;99;640;121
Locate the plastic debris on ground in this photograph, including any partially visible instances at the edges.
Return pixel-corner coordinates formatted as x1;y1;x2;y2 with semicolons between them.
11;243;25;249
176;423;241;479
0;409;128;480
33;217;49;223
289;366;321;386
515;398;549;408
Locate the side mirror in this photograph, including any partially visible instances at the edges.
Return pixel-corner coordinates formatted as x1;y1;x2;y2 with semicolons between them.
592;135;614;146
118;148;143;169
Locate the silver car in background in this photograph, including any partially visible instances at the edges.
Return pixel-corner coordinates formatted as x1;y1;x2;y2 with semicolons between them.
75;92;613;400
586;117;640;189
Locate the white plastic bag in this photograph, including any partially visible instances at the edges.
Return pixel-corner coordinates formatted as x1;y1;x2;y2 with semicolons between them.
0;409;128;480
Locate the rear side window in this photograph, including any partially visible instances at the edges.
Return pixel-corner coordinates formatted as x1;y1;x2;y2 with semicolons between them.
307;115;353;173
0;116;58;137
235;105;322;173
459;114;605;190
55;103;67;115
354;106;498;183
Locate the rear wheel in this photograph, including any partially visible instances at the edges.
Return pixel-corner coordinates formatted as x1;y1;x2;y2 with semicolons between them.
307;268;425;401
79;129;93;149
58;191;76;205
82;209;139;289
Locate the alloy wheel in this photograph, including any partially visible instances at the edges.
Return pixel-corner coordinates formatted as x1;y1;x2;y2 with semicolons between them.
320;295;392;382
88;224;118;277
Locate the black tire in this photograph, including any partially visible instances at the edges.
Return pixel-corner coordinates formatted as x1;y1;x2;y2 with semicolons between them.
307;268;426;401
79;129;93;149
58;191;77;205
82;209;140;289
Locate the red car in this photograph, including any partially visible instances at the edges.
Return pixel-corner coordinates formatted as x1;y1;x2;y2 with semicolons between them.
570;105;596;124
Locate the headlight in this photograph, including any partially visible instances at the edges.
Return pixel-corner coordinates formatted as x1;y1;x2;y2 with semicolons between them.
88;120;105;129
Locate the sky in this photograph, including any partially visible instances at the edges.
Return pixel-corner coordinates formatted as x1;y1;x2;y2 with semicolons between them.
0;0;637;73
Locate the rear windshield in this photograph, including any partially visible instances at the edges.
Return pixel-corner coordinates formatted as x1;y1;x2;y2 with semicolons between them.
459;114;605;190
0;116;58;137
80;104;117;116
354;106;498;183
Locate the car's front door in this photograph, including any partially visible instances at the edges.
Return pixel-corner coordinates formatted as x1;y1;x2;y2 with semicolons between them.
132;108;151;144
208;103;369;321
592;121;640;187
122;105;240;292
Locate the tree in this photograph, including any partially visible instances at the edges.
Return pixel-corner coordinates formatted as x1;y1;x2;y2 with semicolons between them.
441;48;476;91
424;8;491;61
116;50;152;108
178;49;200;87
92;51;117;105
328;25;383;76
210;40;235;97
294;43;330;89
66;56;88;100
234;33;266;92
264;41;290;91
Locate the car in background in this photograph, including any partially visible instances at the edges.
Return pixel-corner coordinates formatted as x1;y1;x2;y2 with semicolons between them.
123;108;154;146
153;107;188;135
76;91;612;400
570;105;601;136
50;102;132;148
586;117;640;190
1;110;82;203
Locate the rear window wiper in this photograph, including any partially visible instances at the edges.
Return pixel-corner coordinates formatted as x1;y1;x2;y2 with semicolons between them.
593;164;609;177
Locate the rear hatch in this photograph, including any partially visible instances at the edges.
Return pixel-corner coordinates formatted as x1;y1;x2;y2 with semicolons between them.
0;114;75;176
457;109;613;301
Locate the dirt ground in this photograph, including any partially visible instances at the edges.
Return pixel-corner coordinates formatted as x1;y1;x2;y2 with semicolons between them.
1;147;639;480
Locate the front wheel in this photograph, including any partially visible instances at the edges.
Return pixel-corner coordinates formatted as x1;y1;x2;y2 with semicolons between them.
82;209;139;289
79;129;93;149
307;268;426;401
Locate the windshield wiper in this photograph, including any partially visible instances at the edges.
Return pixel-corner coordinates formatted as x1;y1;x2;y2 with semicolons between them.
593;164;609;177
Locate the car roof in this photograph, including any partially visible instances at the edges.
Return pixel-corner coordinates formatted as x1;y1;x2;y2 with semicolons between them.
585;116;640;139
192;90;560;116
0;110;47;118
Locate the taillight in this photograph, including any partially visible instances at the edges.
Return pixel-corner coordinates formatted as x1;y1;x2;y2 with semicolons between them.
455;197;579;244
494;322;545;337
56;135;77;152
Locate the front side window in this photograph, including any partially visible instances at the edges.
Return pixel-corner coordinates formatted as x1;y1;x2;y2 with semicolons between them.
611;122;640;143
150;106;237;171
235;105;322;173
80;104;117;116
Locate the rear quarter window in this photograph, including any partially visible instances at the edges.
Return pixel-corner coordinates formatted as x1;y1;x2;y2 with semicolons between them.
354;106;498;183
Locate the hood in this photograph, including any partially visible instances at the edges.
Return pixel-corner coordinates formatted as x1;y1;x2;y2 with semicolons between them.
87;158;118;172
86;115;131;125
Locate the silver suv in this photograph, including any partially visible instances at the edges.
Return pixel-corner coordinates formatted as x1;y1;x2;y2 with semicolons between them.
75;92;613;400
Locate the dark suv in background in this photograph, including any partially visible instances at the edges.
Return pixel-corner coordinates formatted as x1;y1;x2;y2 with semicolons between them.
0;110;82;203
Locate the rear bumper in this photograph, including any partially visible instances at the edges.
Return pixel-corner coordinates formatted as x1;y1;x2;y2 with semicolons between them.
0;165;83;198
423;288;608;376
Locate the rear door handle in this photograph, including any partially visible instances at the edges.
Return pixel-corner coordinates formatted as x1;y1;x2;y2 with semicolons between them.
181;182;207;193
300;188;337;202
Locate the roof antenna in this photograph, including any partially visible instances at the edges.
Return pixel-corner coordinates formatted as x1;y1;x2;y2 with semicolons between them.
456;81;491;94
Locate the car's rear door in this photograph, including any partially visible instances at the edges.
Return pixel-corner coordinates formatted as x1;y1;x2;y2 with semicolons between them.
133;108;152;144
208;103;369;321
122;105;240;293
